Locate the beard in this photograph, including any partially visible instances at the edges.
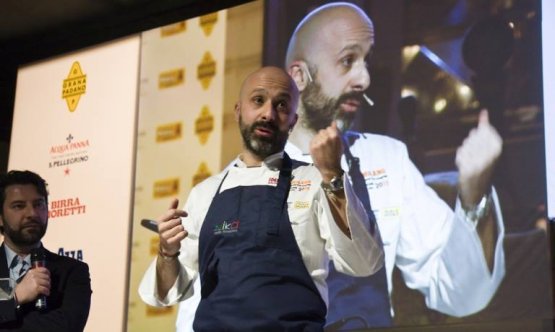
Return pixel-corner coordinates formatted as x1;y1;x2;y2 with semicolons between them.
2;218;47;247
301;80;362;132
239;115;289;160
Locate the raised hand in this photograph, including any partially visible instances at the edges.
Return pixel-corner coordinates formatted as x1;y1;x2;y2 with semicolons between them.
455;109;503;208
310;121;344;182
157;198;189;256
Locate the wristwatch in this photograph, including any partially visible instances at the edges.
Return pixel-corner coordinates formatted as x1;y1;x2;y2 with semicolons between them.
463;192;492;224
321;171;345;194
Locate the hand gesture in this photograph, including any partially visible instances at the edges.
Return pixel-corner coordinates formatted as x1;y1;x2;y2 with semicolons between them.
455;109;502;208
14;267;50;305
310;121;344;182
157;198;189;256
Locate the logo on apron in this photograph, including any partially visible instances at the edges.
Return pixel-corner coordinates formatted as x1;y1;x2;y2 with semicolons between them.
213;220;240;235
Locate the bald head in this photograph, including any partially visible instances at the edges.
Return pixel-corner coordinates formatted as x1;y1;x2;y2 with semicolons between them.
238;66;299;112
284;3;374;133
286;2;374;68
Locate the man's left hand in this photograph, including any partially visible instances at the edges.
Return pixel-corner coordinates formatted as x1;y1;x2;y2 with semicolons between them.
455;109;502;209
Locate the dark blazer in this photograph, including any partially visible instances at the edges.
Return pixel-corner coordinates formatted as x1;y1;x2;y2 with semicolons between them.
0;243;92;332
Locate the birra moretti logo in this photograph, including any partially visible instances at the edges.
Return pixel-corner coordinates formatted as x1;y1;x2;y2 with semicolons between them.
49;197;86;219
62;61;87;112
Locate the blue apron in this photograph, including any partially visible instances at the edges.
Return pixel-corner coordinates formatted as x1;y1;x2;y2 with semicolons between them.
193;154;326;331
324;132;392;331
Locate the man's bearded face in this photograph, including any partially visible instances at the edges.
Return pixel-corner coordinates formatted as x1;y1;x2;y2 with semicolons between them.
2;216;47;247
300;75;363;132
239;115;289;159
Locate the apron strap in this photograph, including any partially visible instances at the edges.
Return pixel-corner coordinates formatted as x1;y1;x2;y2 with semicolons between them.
342;132;376;235
265;153;293;235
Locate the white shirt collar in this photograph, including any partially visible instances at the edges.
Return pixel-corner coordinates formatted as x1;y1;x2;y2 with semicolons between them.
3;244;31;267
234;151;284;171
3;241;42;264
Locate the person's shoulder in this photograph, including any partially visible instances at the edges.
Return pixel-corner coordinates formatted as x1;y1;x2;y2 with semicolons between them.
290;158;310;168
290;158;321;181
191;169;227;193
350;131;407;150
349;130;402;144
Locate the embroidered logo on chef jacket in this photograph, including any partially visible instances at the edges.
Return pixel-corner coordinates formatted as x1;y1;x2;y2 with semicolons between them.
362;168;389;190
213;220;240;235
290;179;312;192
293;201;310;209
268;177;278;185
381;207;400;218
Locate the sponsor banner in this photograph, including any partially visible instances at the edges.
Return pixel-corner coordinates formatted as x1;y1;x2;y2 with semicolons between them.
158;68;185;89
199;12;218;36
61;61;87;112
152;177;180;198
9;35;141;332
197;51;216;90
48;134;90;172
160;21;187;37
146;305;174;316
58;247;85;261
193;162;212;187
156;122;182;142
127;8;228;331
195;106;214;144
48;197;86;219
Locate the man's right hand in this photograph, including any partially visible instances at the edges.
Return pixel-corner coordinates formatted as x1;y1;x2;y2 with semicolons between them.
157;198;189;257
14;267;50;305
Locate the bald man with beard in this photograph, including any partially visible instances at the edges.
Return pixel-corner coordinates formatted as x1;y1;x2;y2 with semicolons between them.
139;66;384;331
161;4;506;331
284;2;506;330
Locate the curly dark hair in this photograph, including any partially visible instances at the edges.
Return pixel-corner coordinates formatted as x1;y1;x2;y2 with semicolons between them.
0;170;49;217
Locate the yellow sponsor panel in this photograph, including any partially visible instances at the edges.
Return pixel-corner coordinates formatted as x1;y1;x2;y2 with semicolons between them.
158;68;185;89
199;12;218;36
193;162;212;187
156;122;182;142
153;178;180;198
197;52;216;90
146;305;174;316
149;236;160;257
195;106;214;145
62;61;87;112
160;21;187;37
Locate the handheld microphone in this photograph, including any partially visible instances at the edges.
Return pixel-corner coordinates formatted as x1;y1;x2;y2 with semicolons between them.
30;248;47;310
141;218;159;233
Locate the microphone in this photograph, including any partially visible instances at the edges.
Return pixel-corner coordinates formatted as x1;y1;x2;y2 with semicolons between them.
30;248;47;310
363;93;374;106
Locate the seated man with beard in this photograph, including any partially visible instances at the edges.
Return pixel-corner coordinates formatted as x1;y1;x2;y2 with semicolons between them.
138;66;384;331
0;170;92;331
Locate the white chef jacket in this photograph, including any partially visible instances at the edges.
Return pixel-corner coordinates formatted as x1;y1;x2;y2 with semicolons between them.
286;133;506;317
138;152;384;313
167;133;507;331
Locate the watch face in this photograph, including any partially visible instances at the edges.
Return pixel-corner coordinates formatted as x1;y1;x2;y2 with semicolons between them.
330;178;343;191
321;172;345;193
329;176;344;191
